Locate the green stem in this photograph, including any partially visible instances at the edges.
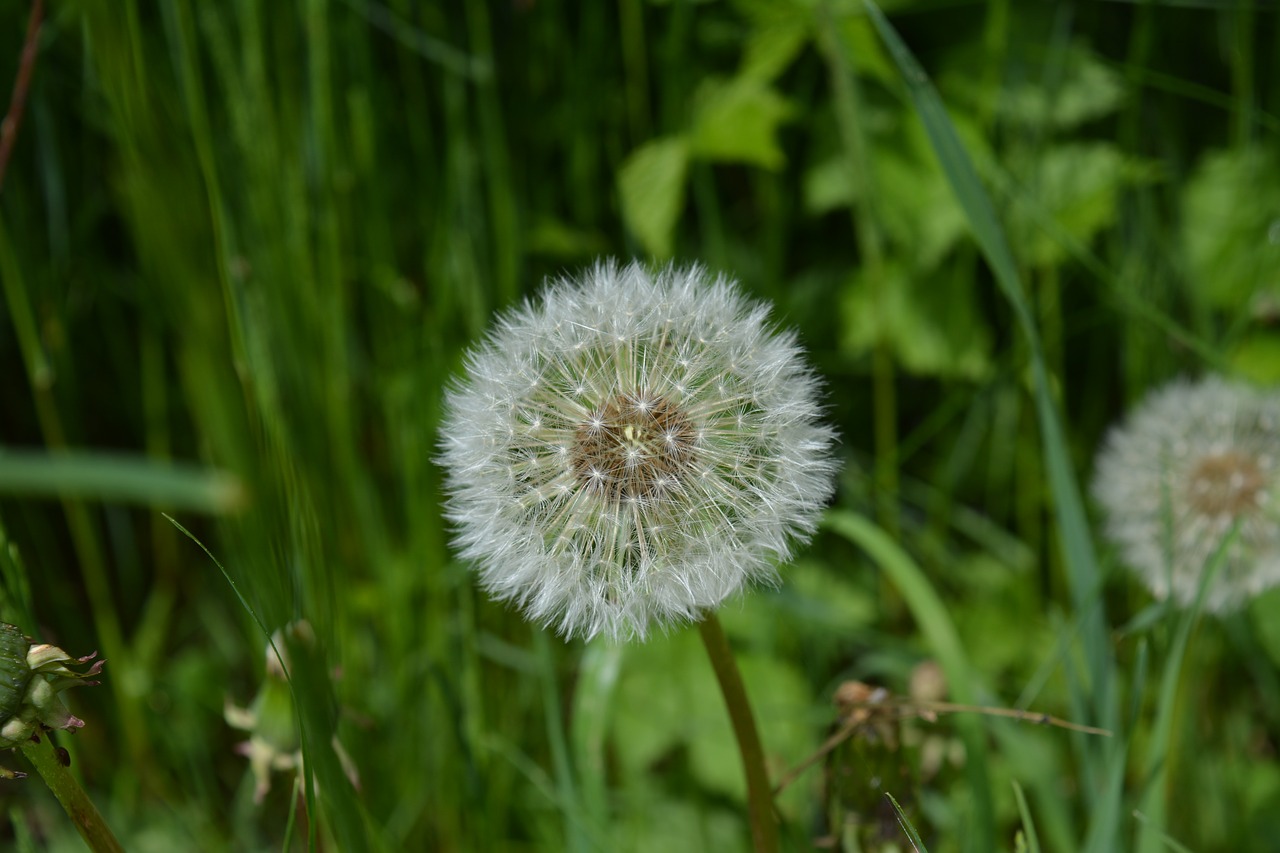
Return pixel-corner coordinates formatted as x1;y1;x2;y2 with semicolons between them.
19;736;124;853
697;613;778;853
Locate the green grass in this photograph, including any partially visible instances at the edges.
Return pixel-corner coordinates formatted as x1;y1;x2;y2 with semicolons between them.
2;1;1279;850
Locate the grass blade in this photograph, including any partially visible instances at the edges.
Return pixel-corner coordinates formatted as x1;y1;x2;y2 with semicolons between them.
0;449;244;513
860;0;1110;710
886;792;929;853
859;9;1122;846
1135;532;1233;853
1012;780;1043;853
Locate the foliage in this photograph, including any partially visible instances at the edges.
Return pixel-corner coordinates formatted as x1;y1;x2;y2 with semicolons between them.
1;0;1278;851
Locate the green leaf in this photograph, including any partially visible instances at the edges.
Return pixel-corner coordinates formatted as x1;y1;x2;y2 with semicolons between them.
805;145;968;267
1228;332;1280;383
618;136;691;257
840;262;992;379
688;652;812;803
610;630;715;779
617;794;746;853
525;217;610;260
610;630;814;812
802;154;855;217
689;78;794;170
1248;586;1280;671
991;42;1127;131
833;6;898;84
860;8;1114;778
1012;780;1043;853
739;19;811;83
1181;147;1280;312
0;449;245;514
887;791;930;852
874;131;972;269
1009;142;1152;268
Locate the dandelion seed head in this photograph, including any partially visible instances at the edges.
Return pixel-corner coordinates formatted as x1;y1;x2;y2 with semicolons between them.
438;261;839;641
1092;376;1280;613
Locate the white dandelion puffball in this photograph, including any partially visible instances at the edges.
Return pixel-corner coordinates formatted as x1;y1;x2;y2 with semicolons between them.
438;261;838;641
1092;376;1280;613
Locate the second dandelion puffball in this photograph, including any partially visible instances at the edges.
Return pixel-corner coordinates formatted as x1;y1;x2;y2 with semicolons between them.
1092;376;1280;613
439;262;837;641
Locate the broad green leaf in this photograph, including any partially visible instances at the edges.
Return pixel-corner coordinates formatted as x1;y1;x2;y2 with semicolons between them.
735;0;892;80
618;135;690;257
1008;143;1153;268
860;8;1111;744
1249;587;1280;671
834;6;897;84
619;794;745;853
689;78;794;170
804;122;973;271
1228;332;1280;383
610;630;707;777
688;652;812;803
875;139;970;269
610;630;815;814
1181;147;1280;311
802;154;856;217
739;19;811;83
525;217;609;260
840;262;992;379
992;42;1126;131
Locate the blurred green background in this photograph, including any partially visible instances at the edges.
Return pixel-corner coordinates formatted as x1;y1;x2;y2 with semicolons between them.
2;0;1279;850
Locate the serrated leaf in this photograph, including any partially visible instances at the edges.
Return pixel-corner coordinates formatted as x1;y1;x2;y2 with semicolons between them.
618;135;690;257
996;42;1126;131
804;120;972;271
689;78;794;170
1181;147;1280;311
875;144;969;270
840;262;992;379
740;20;810;83
836;9;896;83
1009;142;1148;268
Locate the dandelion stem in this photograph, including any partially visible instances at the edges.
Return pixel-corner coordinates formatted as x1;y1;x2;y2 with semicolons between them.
697;612;778;853
19;735;124;853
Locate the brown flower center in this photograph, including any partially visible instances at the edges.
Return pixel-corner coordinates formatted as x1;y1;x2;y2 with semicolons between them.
1185;450;1265;518
572;392;697;501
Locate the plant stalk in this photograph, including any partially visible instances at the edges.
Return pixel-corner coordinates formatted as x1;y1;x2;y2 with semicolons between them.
697;612;778;853
20;736;124;853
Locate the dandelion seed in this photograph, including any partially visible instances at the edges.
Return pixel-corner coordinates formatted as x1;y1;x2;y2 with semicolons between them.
1092;376;1280;613
438;261;838;641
